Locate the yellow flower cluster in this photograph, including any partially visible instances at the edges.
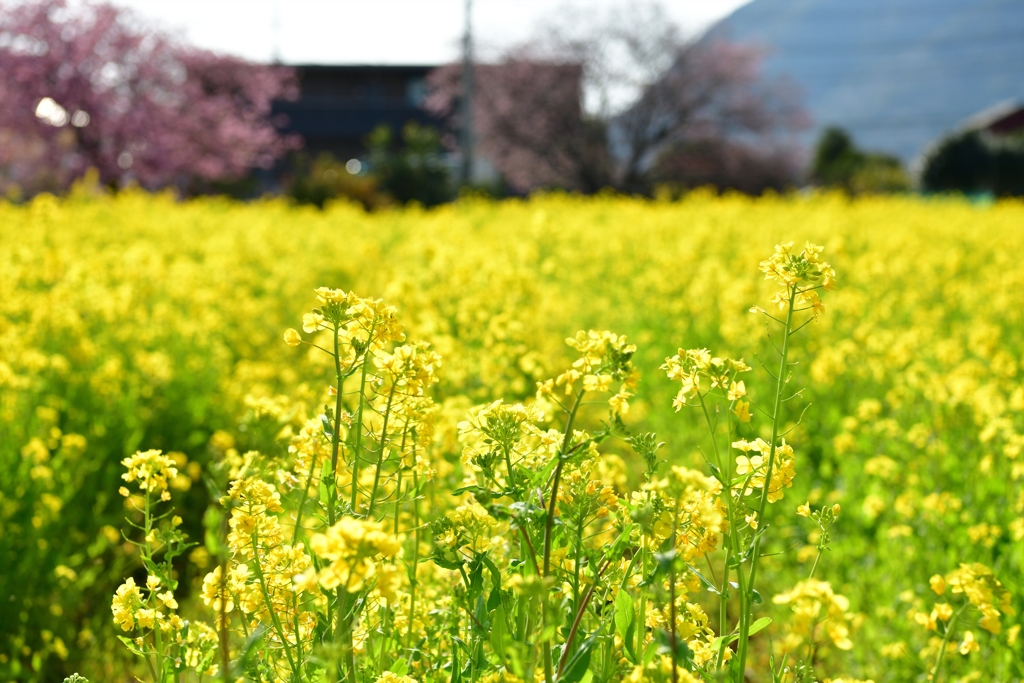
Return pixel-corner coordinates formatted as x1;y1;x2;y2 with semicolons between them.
541;330;639;416
758;241;836;316
732;438;796;503
662;349;751;416
198;474;317;654
624;654;702;683
374;342;442;396
375;672;417;683
309;517;402;592
434;501;499;554
931;563;1014;634
119;449;178;501
111;574;218;675
773;579;855;652
285;287;406;352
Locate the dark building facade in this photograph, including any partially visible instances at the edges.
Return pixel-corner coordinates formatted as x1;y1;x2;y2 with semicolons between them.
274;64;442;161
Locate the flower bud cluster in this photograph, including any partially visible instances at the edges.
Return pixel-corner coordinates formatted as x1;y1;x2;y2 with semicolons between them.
120;449;178;501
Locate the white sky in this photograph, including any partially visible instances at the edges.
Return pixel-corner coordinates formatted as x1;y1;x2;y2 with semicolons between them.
108;0;749;65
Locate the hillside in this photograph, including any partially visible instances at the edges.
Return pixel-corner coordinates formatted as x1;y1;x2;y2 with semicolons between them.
708;0;1024;161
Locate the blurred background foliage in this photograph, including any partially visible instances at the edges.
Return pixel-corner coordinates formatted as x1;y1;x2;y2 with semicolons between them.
811;127;911;195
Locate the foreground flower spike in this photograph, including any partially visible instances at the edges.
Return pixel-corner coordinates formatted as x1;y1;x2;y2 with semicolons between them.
659;241;841;681
754;241;835;321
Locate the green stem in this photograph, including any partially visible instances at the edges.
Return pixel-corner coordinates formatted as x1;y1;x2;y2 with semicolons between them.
697;392;747;673
557;559;611;676
292;592;304;675
542;390;585;575
503;443;517;490
542;390;585;683
140;494;162;683
153;620;164;683
333;588;358;683
668;502;680;683
367;383;398;517
350;322;378;513
573;513;585;613
406;470;420;650
735;286;796;680
292;451;321;545
343;620;357;683
218;513;230;683
250;532;298;676
930;604;968;683
808;549;822;579
328;322;345;526
377;605;390;675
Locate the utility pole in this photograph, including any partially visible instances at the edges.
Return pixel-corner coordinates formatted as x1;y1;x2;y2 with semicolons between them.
271;2;282;64
460;0;474;187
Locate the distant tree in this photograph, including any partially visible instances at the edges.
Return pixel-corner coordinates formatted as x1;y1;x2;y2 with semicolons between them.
0;0;299;196
812;126;909;193
366;122;453;206
921;130;1024;197
651;137;803;195
812;128;863;186
427;2;806;195
427;60;611;193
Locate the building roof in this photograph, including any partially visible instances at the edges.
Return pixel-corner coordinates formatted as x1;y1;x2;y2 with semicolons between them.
957;99;1024;135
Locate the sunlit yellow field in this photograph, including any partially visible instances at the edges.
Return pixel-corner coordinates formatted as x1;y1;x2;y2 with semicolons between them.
1;188;1022;683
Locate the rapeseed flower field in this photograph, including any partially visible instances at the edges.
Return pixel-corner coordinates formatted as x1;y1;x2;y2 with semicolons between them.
1;187;1021;683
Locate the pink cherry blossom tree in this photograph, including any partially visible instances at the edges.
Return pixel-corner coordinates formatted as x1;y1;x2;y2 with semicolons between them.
427;2;807;195
426;59;613;193
0;0;299;196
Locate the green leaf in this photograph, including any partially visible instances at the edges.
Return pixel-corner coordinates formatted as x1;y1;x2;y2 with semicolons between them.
641;639;659;665
449;648;461;683
711;633;739;650
481;554;503;601
116;636;144;656
319;459;332;507
431;554;465;571
534;454;561;489
558;643;592;683
389;659;409;676
490;605;509;663
685;563;720;595
230;625;267;679
451;485;498;501
467;557;485;598
614;589;634;641
748;617;771;636
604;525;634;561
750;589;763;604
653;549;677;575
712;618;772;650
